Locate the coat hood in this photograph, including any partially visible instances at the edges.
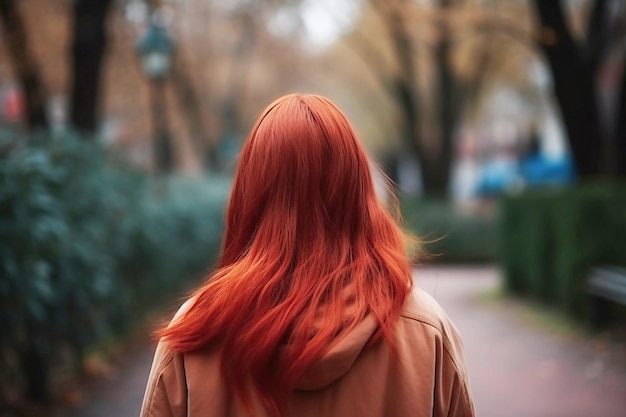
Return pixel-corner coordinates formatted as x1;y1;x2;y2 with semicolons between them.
295;315;379;391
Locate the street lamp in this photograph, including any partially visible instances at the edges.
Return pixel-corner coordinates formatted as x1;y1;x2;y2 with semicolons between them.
136;19;174;174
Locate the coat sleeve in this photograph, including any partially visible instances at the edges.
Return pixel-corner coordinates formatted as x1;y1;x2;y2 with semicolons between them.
140;341;188;417
434;320;475;417
441;358;475;417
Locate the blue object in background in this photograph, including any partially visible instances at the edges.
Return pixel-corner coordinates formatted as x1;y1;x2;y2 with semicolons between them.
475;157;520;197
519;153;574;186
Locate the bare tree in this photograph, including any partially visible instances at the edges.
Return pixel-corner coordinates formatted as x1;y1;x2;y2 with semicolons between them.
351;0;497;196
365;0;432;193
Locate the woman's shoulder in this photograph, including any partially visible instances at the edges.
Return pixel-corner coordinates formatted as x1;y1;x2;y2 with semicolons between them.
398;287;466;363
400;287;451;329
171;297;196;324
394;288;475;417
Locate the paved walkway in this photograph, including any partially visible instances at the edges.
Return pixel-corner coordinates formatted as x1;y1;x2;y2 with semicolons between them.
64;343;154;417
418;267;626;417
66;266;626;417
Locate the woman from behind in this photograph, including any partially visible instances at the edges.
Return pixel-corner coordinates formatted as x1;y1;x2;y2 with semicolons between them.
140;93;475;417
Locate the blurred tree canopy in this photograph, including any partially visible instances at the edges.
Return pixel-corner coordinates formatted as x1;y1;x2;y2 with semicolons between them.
0;0;623;185
0;0;311;170
331;0;625;193
331;0;522;196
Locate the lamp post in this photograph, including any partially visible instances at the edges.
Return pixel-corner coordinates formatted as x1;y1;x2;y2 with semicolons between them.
136;19;174;174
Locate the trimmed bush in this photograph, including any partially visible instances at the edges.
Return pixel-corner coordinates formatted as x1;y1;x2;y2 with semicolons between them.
400;197;496;264
499;191;557;300
552;186;626;312
499;184;626;316
0;133;229;404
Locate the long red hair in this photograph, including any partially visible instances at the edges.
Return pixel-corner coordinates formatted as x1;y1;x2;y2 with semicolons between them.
159;94;413;415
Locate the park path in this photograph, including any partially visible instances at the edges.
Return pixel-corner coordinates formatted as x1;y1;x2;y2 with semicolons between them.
418;267;626;417
67;266;626;417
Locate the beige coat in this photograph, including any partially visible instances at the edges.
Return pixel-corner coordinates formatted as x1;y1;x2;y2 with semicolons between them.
140;288;475;417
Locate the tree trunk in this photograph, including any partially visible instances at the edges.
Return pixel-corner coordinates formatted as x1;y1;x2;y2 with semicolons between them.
434;0;456;197
389;0;457;196
170;54;218;172
150;80;173;173
215;8;257;169
20;346;50;404
0;0;48;130
414;0;472;197
532;0;603;178
615;59;626;177
393;77;420;152
385;4;434;196
68;0;113;135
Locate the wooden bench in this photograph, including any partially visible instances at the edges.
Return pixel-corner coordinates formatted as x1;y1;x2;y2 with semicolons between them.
587;266;626;328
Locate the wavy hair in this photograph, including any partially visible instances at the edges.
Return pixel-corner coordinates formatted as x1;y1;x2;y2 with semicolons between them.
159;94;413;415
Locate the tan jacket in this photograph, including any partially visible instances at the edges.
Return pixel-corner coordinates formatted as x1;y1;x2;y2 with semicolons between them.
140;288;475;417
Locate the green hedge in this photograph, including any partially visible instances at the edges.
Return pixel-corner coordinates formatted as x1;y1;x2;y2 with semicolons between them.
499;185;626;316
400;197;496;263
499;191;557;300
0;134;229;404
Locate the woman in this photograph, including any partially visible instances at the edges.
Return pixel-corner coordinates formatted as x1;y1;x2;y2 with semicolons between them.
140;94;474;417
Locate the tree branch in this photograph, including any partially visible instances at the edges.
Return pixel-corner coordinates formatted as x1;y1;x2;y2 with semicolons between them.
468;16;538;54
342;28;396;92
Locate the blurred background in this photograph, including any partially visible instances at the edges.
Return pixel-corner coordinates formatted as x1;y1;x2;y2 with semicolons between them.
0;0;625;416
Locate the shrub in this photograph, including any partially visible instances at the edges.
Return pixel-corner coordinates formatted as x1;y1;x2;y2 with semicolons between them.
0;133;229;405
499;184;626;316
400;196;496;264
499;191;557;300
551;186;626;313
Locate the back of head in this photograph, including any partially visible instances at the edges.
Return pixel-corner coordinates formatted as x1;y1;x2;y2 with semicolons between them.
223;93;380;266
161;93;413;416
